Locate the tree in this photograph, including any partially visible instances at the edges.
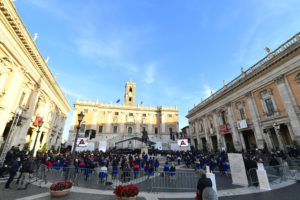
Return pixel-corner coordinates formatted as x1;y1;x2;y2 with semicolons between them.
41;143;47;154
23;142;30;151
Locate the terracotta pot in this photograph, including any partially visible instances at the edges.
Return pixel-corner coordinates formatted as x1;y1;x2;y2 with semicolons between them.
116;196;136;200
50;188;71;197
128;196;137;200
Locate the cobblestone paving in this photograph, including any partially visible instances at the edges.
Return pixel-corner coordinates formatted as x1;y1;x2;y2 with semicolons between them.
159;183;300;200
0;182;48;200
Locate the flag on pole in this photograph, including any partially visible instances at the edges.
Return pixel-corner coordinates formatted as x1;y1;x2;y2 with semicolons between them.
116;99;120;103
140;101;143;105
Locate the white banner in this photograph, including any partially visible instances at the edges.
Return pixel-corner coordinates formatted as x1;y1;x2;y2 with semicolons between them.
76;142;95;152
98;141;107;152
177;139;189;147
237;120;247;129
228;153;248;186
77;138;88;147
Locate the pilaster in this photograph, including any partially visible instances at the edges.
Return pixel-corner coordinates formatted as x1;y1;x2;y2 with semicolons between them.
245;92;265;149
226;102;242;151
275;75;300;139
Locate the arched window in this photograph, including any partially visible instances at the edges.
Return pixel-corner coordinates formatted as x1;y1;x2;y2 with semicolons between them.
128;127;133;134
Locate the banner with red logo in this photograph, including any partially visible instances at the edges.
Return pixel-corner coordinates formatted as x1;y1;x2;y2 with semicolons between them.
220;124;228;133
33;116;43;126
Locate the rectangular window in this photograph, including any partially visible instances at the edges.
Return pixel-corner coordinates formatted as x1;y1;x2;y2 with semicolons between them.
98;125;103;133
169;127;173;134
80;124;86;132
155;127;158;134
265;98;275;114
129;113;133;116
113;126;118;133
143;113;146;117
115;112;119;116
168;114;172;118
239;108;246;120
142;127;146;132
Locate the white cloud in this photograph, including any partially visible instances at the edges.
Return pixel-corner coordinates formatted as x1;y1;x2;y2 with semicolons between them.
144;63;156;84
203;84;214;98
61;87;83;99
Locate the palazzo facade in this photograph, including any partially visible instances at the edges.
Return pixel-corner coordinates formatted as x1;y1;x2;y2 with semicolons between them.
187;33;300;152
67;80;179;150
0;0;71;156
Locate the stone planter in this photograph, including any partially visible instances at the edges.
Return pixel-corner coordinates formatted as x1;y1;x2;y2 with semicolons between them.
116;196;137;200
50;188;71;197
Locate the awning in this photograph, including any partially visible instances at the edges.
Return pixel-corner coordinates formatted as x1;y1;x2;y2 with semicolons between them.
115;137;156;146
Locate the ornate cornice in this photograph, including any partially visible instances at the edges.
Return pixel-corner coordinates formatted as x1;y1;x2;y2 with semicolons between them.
258;88;273;99
0;0;71;113
294;72;300;85
187;32;300;117
275;74;285;85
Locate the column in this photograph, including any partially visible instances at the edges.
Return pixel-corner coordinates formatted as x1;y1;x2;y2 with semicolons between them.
120;112;125;133
148;114;153;134
195;120;201;150
275;75;300;141
240;132;247;151
91;109;98;130
46;108;58;149
105;111;112;133
266;129;275;150
245;92;266;150
136;113;140;133
161;113;165;134
15;88;40;146
203;117;212;151
274;127;285;150
286;122;295;141
213;110;223;151
0;69;24;141
227;103;242;151
0;71;9;93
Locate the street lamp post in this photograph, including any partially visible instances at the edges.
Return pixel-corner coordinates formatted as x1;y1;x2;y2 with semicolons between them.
65;112;84;180
31;119;44;156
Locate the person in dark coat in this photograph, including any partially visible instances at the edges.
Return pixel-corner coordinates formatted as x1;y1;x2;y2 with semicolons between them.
5;156;20;189
17;156;33;190
0;149;15;177
196;170;212;200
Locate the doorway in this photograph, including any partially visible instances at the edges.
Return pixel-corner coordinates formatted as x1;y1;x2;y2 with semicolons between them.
242;130;257;150
224;133;234;152
211;136;218;152
280;124;292;146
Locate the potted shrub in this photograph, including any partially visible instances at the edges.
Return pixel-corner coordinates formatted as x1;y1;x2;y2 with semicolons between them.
49;180;73;197
114;185;124;200
114;184;139;200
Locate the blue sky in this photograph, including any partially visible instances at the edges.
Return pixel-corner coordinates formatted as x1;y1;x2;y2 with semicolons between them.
15;0;300;141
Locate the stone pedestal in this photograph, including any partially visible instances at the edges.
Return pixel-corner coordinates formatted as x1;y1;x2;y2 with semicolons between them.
141;146;148;155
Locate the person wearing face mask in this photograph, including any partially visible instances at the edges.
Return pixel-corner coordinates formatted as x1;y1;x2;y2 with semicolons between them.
5;156;21;189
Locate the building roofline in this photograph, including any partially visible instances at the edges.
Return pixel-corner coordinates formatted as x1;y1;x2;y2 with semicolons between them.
74;99;178;112
186;32;300;118
0;0;71;112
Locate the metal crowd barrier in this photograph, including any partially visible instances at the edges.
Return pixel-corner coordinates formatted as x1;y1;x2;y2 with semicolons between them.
34;165;202;192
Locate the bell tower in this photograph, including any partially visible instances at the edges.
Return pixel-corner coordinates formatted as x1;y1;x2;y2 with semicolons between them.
124;79;136;106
